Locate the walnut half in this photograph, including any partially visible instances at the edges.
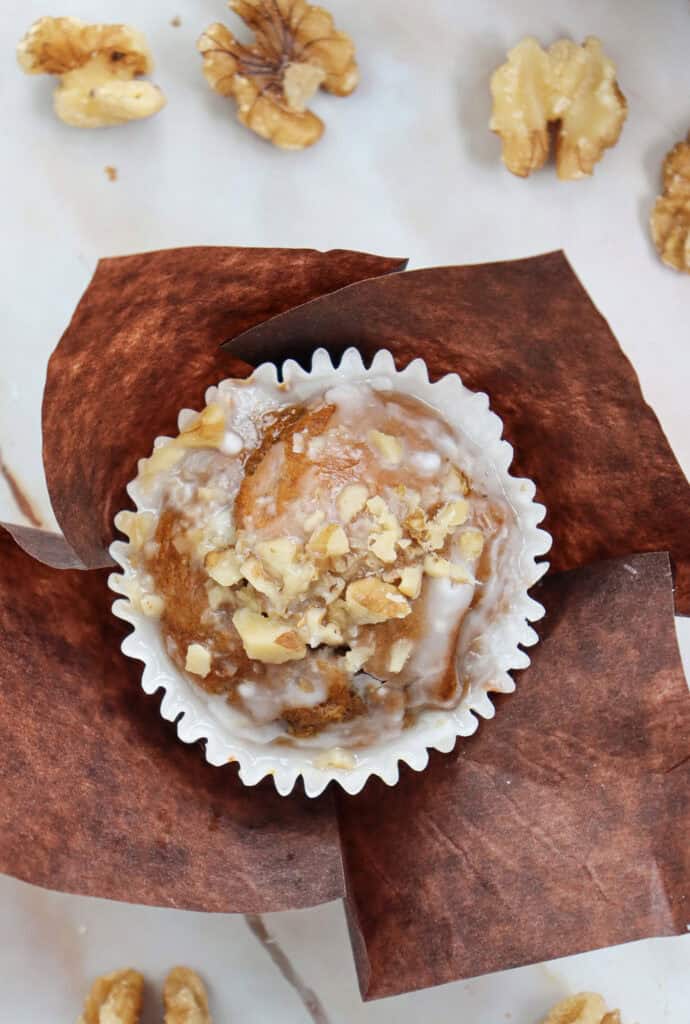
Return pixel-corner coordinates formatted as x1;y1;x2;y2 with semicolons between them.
164;967;212;1024
650;132;690;273
198;0;359;149
490;36;627;180
77;969;144;1024
540;992;622;1024
17;17;166;127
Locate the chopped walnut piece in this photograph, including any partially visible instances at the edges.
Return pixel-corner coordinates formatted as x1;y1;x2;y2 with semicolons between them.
389;639;413;673
17;16;166;127
337;483;368;523
138;443;185;487
205;548;243;587
185;643;212;678
398;565;422;599
368;528;399;564
540;992;621;1024
198;0;358;149
459;528;484;560
303;606;344;647
77;968;144;1024
449;562;472;583
204;548;241;589
404;506;428;543
426;499;469;549
490;35;627;179
424;554;451;578
345;576;411;625
443;466;469;498
345;644;373;673
163;967;212;1024
177;404;226;449
115;510;156;551
232;607;306;663
650;132;690;273
256;537;299;574
368;429;403;464
308;523;350;557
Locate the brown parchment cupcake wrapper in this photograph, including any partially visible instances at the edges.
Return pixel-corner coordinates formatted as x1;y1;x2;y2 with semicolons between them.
1;246;689;1001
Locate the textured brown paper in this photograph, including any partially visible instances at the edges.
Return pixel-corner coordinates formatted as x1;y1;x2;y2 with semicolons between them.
1;248;689;1001
0;523;86;569
0;525;344;913
338;552;690;999
40;246;405;569
226;252;690;613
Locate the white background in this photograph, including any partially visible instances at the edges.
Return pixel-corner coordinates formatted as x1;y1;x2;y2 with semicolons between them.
1;0;688;1021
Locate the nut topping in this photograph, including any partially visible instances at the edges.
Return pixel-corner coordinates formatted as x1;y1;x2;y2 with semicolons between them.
198;0;358;150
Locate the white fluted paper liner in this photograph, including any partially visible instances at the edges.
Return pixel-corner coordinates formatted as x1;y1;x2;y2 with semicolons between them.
109;349;551;797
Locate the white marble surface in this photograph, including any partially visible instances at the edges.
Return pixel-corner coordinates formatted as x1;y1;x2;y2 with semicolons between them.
1;0;689;1020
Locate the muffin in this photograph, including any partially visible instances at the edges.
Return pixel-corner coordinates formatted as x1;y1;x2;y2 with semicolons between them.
111;349;549;794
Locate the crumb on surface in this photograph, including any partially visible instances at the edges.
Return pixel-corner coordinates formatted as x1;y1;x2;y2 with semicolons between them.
171;16;182;27
105;165;118;181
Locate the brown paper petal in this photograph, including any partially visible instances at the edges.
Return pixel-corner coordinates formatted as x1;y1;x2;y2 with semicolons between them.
0;525;344;912
42;247;405;569
225;251;690;614
0;523;87;569
337;552;690;1000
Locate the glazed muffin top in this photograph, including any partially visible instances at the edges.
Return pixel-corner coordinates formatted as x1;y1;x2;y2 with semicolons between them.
117;376;516;748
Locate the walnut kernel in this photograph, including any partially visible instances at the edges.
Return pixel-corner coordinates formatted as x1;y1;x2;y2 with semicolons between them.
185;643;212;678
368;527;399;564
424;554;451;578
389;639;413;673
345;577;411;625
308;523;350;557
459;528;484;560
398;565;423;599
115;510;156;551
337;483;369;523
232;607;306;663
650;132;690;272
177;404;226;449
77;968;144;1024
540;993;621;1024
344;644;374;673
205;548;243;587
198;0;358;150
303;607;344;647
163;966;211;1024
17;17;166;127
368;430;403;464
490;36;627;179
138;443;185;487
